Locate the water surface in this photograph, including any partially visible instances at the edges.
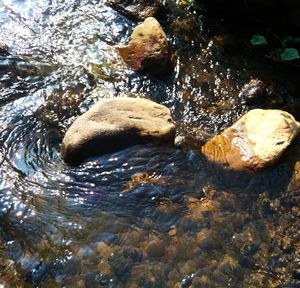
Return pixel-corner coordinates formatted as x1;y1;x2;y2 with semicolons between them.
1;1;300;287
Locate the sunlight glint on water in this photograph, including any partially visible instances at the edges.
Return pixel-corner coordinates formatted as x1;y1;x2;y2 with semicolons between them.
0;0;300;287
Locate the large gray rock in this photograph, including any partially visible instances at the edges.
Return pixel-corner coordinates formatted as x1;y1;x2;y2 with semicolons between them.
61;97;175;164
202;109;300;171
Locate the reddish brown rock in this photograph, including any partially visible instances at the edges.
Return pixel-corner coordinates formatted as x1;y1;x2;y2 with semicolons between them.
118;17;172;77
202;109;300;171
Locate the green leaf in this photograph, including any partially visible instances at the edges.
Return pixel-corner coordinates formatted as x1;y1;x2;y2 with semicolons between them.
280;48;300;61
180;0;192;5
250;35;267;46
180;0;200;9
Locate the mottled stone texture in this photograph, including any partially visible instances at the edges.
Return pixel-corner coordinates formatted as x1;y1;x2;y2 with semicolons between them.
61;97;175;164
202;109;300;170
118;17;172;77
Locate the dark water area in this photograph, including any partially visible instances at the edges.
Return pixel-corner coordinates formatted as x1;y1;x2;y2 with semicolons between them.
1;0;300;287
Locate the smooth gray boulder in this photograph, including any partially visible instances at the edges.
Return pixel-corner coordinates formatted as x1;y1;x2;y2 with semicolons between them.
61;97;176;164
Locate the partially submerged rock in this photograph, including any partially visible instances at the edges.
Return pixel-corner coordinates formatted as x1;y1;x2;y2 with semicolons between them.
118;17;172;77
61;97;175;164
106;0;163;21
239;79;268;105
202;109;300;171
239;79;291;109
0;43;9;56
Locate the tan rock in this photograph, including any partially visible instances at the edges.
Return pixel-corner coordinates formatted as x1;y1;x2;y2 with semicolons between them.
118;17;171;76
202;109;300;170
96;242;112;260
168;226;177;237
61;97;175;164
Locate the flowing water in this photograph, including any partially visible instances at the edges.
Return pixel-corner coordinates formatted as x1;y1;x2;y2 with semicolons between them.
1;0;300;287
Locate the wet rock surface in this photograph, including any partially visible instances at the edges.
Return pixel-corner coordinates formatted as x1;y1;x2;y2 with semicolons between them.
1;1;300;287
240;79;270;105
239;79;293;109
61;97;175;164
106;0;163;21
202;109;300;170
0;43;9;56
118;17;172;77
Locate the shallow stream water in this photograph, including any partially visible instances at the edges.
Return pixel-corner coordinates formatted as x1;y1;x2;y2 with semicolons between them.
1;1;300;287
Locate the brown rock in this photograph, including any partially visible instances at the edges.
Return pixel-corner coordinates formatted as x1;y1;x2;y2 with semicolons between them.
61;97;175;164
98;261;112;276
123;172;169;192
185;196;219;219
239;79;268;105
202;109;300;171
239;79;288;109
123;228;146;246
96;242;113;260
157;199;180;215
118;17;171;77
106;0;163;21
145;239;165;257
292;206;300;217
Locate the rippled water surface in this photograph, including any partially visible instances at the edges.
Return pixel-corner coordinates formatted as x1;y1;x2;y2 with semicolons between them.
1;0;300;287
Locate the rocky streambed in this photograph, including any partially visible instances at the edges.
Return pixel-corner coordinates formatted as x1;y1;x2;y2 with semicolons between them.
1;0;300;287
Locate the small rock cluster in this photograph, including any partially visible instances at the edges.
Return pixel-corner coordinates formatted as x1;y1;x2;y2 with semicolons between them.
62;95;300;171
62;17;300;171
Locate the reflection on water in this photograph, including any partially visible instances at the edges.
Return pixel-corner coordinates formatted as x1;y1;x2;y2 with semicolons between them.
1;0;300;287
